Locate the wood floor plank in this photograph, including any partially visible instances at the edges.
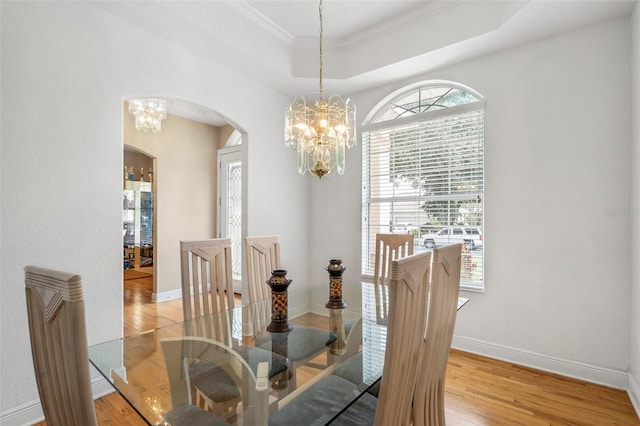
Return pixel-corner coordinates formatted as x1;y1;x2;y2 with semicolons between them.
445;350;639;425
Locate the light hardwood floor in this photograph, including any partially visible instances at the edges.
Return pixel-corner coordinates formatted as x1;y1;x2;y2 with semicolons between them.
34;273;639;425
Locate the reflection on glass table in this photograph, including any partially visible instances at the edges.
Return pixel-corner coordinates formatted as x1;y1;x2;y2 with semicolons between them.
89;299;364;425
89;283;469;425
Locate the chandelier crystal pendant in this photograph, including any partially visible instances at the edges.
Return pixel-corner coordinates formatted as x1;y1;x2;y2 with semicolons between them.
128;99;168;133
284;0;356;179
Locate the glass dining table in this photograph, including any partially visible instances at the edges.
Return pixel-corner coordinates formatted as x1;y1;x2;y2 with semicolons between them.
89;282;469;425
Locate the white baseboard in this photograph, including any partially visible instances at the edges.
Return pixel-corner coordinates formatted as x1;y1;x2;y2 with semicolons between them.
91;374;116;399
629;372;640;418
152;288;182;302
0;399;44;426
289;301;314;319
305;302;361;322
0;375;115;426
452;335;628;389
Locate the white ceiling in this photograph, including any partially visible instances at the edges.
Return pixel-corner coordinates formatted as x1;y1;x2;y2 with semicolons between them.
98;0;636;126
245;0;428;39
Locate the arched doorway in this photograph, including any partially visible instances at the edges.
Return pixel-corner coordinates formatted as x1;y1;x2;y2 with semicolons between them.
122;98;246;335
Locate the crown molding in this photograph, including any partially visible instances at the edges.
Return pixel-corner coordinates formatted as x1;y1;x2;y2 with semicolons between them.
229;0;295;45
294;0;467;51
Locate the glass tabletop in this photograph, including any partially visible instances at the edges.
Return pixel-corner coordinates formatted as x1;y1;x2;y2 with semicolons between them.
89;283;469;425
89;298;373;425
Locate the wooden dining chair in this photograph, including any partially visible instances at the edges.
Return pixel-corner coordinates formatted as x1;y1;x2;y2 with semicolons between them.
372;233;414;325
181;239;235;325
244;235;280;305
374;250;431;425
179;239;287;418
412;243;462;426
244;235;280;334
244;235;340;390
161;336;269;426
24;266;98;426
330;245;462;426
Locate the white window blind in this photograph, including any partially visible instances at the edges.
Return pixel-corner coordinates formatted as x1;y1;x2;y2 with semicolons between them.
362;85;484;291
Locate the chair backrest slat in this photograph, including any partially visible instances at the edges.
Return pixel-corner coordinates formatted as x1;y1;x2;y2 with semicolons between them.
25;265;97;426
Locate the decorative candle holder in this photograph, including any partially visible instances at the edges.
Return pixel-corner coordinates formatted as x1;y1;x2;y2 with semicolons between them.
266;270;293;332
325;259;347;309
326;259;347;355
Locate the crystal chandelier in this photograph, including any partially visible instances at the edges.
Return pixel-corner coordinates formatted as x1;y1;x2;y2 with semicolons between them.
284;0;356;178
128;99;167;133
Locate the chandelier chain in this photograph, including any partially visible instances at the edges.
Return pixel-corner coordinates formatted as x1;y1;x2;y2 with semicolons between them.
319;0;323;96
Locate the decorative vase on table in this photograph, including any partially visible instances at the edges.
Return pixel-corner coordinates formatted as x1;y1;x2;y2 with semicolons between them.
326;259;347;355
326;259;347;309
266;269;293;332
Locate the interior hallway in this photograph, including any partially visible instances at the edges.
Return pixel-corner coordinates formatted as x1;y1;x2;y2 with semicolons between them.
123;269;183;336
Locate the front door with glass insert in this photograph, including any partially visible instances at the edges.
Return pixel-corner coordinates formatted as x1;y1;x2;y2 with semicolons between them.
218;147;242;293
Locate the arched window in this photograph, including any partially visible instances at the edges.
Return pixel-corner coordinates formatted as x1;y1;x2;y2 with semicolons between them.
362;81;485;291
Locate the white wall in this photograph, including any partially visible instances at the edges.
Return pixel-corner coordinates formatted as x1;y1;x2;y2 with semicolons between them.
0;1;309;420
312;16;633;386
630;0;640;413
2;0;636;422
